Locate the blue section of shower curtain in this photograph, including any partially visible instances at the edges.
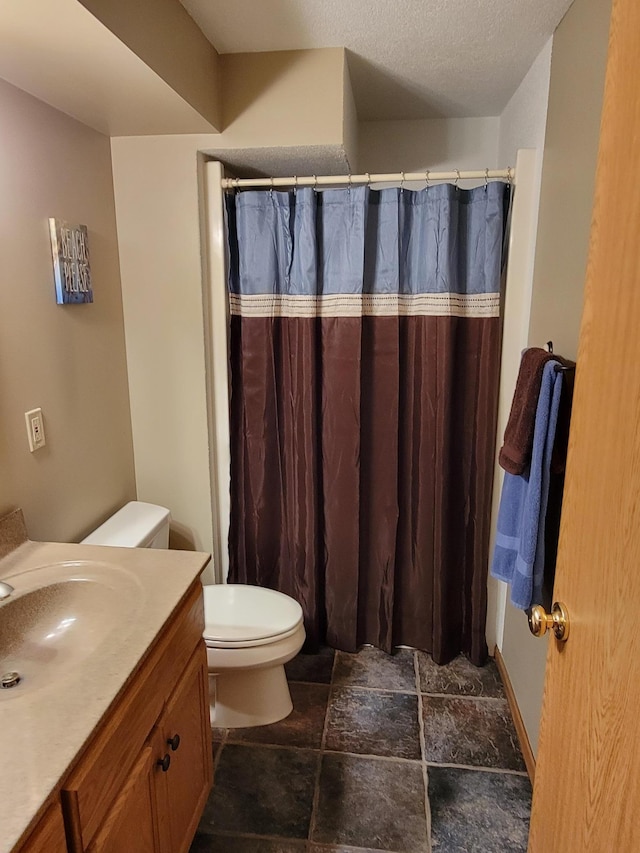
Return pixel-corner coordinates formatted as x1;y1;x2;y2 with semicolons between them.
227;182;506;297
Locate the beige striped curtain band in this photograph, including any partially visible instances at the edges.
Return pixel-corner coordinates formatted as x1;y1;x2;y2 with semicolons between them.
229;292;500;319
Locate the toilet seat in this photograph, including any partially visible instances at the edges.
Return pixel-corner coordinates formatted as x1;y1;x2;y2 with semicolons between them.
203;584;303;648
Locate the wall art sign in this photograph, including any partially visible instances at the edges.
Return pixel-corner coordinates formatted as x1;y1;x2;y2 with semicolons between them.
48;218;93;304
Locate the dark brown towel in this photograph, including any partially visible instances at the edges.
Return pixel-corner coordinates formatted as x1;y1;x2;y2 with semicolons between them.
499;348;555;475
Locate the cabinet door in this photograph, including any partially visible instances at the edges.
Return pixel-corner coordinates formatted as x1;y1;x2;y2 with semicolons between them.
19;801;67;853
157;642;213;853
87;744;159;853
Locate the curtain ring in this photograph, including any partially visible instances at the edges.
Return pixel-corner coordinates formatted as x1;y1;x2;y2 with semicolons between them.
484;168;489;189
454;169;460;189
312;174;318;192
293;175;298;195
365;172;371;188
425;170;430;189
400;171;406;193
269;176;274;198
507;167;513;186
347;173;352;193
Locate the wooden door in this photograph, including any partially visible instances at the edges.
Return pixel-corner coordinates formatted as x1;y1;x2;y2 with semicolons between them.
529;0;640;848
156;643;213;853
87;744;158;853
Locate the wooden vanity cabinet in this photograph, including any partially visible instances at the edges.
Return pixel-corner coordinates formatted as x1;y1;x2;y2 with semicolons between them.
85;741;159;853
17;802;67;853
60;582;213;853
154;648;212;853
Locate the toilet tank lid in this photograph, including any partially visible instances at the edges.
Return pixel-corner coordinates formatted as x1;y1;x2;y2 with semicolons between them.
80;501;171;547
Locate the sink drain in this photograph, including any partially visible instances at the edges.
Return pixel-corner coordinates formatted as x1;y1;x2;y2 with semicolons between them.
1;671;21;689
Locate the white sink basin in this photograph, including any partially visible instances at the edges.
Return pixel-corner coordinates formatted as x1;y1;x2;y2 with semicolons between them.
0;561;144;698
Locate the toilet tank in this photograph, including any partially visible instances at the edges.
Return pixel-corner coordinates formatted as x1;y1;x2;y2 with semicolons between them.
81;501;171;549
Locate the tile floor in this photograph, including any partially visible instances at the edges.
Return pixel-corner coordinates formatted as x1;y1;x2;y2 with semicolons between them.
192;647;532;852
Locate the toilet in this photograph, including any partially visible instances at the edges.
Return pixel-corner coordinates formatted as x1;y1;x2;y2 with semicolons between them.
81;501;306;728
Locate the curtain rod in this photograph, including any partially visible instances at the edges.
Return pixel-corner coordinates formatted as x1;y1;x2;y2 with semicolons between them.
220;168;514;190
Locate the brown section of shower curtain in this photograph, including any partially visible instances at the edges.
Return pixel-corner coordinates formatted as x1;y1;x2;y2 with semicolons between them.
228;313;500;666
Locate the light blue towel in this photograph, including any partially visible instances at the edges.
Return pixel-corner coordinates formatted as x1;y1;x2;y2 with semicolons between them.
491;361;563;609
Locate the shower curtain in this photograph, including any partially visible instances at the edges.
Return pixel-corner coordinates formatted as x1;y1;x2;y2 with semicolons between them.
226;181;509;666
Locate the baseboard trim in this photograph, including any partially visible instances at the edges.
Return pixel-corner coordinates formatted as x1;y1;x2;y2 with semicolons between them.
493;647;536;783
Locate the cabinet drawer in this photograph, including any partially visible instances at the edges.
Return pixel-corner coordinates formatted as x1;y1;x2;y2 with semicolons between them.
62;582;204;851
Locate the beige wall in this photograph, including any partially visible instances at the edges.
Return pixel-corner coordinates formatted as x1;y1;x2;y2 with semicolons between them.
0;78;135;542
358;117;499;175
526;0;611;355
79;0;221;129
499;0;611;757
342;55;359;170
498;40;554;172
0;0;216;137
111;134;215;566
220;48;345;148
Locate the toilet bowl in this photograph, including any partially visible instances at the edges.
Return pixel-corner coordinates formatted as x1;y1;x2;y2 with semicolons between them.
203;584;305;727
80;501;305;728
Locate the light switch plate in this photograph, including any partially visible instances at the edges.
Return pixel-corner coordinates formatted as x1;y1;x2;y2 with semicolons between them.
25;408;46;452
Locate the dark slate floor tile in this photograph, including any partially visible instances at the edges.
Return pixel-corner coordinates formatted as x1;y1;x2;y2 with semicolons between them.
417;653;505;698
313;753;428;852
200;744;319;839
309;846;394;852
191;834;308;852
324;687;421;760
190;834;307;852
428;766;532;852
332;647;417;693
227;682;330;749
286;647;336;684
422;696;525;771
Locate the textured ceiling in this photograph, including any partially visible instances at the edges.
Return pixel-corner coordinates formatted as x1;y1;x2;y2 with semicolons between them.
180;0;574;119
205;144;351;178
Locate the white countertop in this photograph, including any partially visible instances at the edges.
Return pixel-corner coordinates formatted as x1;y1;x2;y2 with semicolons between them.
0;540;210;853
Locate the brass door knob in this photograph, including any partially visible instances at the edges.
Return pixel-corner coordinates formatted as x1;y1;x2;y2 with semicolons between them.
528;602;570;641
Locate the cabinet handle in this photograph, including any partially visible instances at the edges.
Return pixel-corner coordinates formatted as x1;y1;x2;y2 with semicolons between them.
157;753;171;772
167;734;181;752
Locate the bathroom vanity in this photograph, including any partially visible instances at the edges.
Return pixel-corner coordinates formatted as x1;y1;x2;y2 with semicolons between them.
0;512;212;853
